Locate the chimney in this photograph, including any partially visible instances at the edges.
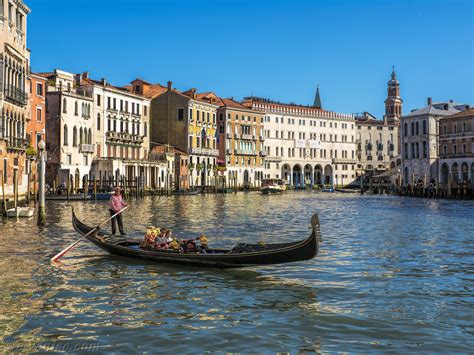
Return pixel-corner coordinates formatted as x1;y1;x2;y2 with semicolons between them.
427;97;432;105
82;71;89;79
167;81;173;90
449;99;453;103
101;78;107;86
191;88;196;99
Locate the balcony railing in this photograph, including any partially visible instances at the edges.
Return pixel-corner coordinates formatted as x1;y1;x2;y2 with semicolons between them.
79;143;95;153
188;147;219;157
259;150;267;157
235;149;257;156
241;133;254;140
7;137;28;150
106;131;144;145
3;84;28;106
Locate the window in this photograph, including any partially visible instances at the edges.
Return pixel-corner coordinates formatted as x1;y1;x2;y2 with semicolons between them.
36;83;43;96
144;122;147;136
423;141;427;158
422;120;427;134
404;122;407;137
63;125;68;145
107;97;111;109
73;126;77;146
74;101;78;116
67;154;72;165
177;108;184;121
63;98;67;113
36;107;42;122
97;113;101;130
144;106;147;116
97;94;101;106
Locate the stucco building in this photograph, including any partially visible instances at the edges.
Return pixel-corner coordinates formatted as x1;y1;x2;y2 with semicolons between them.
438;108;474;186
243;96;356;187
0;0;31;200
354;112;398;176
136;81;219;187
40;70;94;190
400;98;469;185
216;97;265;187
27;73;46;148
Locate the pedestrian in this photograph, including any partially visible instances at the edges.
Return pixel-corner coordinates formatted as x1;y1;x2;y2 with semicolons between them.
110;187;128;236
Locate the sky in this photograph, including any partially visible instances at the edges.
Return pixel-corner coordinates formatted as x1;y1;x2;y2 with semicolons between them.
27;0;473;118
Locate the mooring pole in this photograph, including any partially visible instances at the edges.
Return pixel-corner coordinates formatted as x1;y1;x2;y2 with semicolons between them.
37;139;46;226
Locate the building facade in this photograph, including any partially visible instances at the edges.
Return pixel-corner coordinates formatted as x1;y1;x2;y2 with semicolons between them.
214;97;264;187
400;98;469;185
41;70;94;190
243;97;356;187
354;112;399;176
0;0;31;200
27;73;46;149
78;73;164;189
140;81;219;187
438;108;474;186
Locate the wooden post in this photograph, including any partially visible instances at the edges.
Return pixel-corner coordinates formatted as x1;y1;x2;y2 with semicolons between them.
135;176;139;198
83;177;87;201
66;175;70;202
52;180;56;197
94;179;97;201
1;172;6;218
13;168;18;210
34;174;37;205
27;169;31;204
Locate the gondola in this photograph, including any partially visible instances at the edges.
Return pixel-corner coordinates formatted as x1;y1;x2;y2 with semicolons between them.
72;208;320;268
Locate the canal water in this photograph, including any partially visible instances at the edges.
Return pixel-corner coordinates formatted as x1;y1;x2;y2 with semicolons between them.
0;192;472;353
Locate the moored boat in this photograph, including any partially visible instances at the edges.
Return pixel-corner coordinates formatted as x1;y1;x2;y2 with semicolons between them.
335;188;361;194
71;208;320;268
260;178;287;194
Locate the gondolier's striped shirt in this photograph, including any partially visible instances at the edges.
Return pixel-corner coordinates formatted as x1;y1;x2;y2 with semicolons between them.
110;194;127;213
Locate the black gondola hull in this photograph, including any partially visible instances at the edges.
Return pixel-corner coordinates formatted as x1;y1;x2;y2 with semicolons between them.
71;209;320;268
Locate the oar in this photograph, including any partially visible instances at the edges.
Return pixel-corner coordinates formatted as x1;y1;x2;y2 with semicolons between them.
51;205;129;263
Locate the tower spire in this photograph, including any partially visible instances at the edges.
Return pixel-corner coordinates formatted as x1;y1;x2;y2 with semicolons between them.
384;66;402;124
313;85;322;109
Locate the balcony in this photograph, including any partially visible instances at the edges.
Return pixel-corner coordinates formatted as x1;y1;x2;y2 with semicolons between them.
265;156;282;162
79;143;95;153
235;149;257;156
3;84;28;106
226;148;233;155
106;131;144;145
241;133;254;140
131;113;142;120
7;137;28;151
226;133;232;139
259;150;267;157
259;135;265;142
366;143;373;151
188;147;219;157
331;158;356;164
388;143;395;151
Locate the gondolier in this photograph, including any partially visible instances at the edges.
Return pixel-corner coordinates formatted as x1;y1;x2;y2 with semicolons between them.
110;187;128;235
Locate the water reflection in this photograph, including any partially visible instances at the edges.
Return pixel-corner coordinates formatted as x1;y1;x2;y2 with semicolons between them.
0;193;473;352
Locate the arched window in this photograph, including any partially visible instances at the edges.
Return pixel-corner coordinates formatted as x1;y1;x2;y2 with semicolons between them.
97;113;101;130
404;122;407;137
74;101;78;116
422;120;427;135
73;126;78;146
88;128;92;144
63;124;68;145
63;98;67;113
79;127;83;144
144;122;147;136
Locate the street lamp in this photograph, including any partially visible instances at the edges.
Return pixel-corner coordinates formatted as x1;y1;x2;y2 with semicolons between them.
37;138;46;225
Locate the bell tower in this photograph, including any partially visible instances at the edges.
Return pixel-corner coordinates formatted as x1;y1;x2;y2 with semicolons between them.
384;66;403;124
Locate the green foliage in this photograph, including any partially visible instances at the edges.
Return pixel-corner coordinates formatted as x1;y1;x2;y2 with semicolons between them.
26;145;37;157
